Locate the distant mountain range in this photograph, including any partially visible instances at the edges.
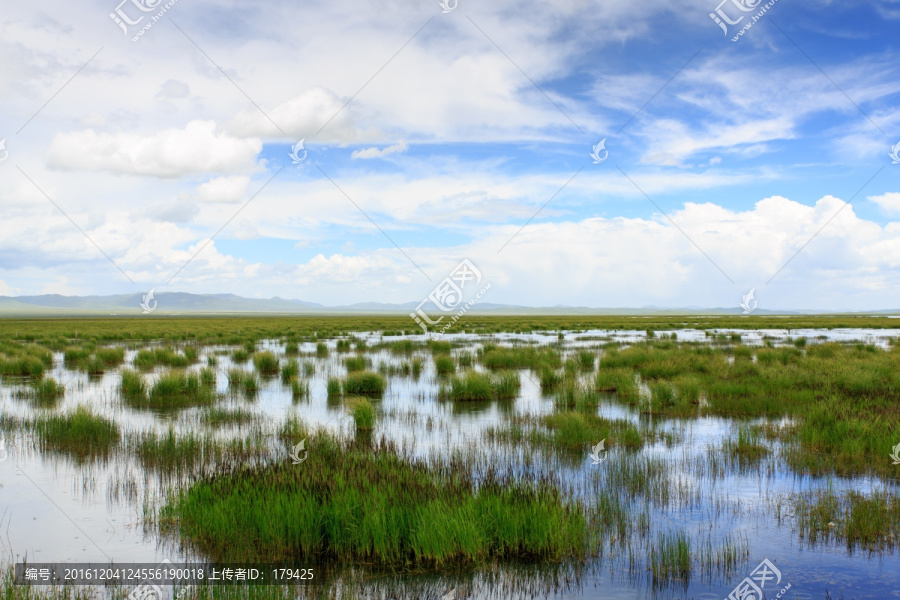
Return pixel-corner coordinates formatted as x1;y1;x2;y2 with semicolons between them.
0;292;897;316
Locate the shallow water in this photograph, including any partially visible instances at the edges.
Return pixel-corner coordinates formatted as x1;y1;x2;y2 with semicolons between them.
1;329;899;599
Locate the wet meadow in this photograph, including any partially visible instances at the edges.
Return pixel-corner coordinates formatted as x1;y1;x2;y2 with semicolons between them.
0;316;899;599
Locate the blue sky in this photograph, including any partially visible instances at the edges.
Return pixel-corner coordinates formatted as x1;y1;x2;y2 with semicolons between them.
0;0;898;310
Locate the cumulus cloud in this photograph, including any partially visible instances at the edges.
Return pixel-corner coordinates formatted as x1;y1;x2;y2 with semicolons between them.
45;120;262;178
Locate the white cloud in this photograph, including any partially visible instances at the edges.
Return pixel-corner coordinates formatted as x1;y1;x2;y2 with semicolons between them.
351;141;408;159
868;192;900;213
195;176;251;203
45;120;262;178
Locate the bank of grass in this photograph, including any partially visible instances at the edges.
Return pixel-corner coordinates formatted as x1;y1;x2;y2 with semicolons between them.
162;430;598;565
793;489;900;551
33;406;120;459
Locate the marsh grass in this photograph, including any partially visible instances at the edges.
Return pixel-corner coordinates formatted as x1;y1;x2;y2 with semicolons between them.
342;371;386;397
125;371;217;410
649;531;691;585
595;368;637;398
434;355;456;375
231;348;250;363
291;379;310;401
134;347;191;370
345;396;376;430
480;345;560;369
794;489;900;551
0;355;45;378
28;377;65;405
120;369;146;400
327;377;342;397
95;346;125;366
280;360;299;383
253;351;280;376
721;428;770;468
441;372;493;402
33;406;120;459
316;342;329;357
488;411;644;456
554;380;600;411
343;356;369;372
133;429;267;472
201;407;258;427
162;431;597;565
540;367;562;392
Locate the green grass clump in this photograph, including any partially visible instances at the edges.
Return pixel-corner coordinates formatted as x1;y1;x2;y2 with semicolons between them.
346;397;376;430
63;347;91;367
430;340;452;354
443;372;494;402
540;367;562;392
344;356;368;372
722;428;770;468
133;429;265;472
595;368;637;398
0;355;45;378
302;361;316;377
253;351;280;376
132;371;217;409
120;369;146;401
95;346;125;366
492;371;520;399
794;489;900;551
199;367;217;387
33;406;120;459
316;342;329;357
649;531;691;584
480;345;559;369
30;377;65;403
291;379;309;401
327;377;342;397
342;371;386;397
434;355;456;375
284;342;300;356
280;360;299;383
201;407;257;427
577;350;596;370
231;348;250;363
161;432;596;565
133;347;191;370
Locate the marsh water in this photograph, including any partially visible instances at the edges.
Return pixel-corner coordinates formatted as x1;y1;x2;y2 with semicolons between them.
1;328;899;599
